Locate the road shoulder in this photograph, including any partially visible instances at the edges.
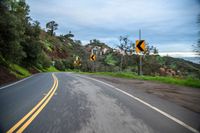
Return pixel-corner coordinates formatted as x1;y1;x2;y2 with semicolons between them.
85;74;200;114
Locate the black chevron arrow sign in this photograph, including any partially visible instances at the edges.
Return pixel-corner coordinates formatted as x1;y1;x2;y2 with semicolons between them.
137;40;144;51
91;55;95;60
90;54;96;61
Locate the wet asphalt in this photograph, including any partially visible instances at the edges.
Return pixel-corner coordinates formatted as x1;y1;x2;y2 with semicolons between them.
0;72;199;133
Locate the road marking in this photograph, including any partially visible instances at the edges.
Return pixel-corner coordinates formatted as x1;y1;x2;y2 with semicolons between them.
7;73;58;133
17;78;58;133
77;75;199;133
0;75;36;90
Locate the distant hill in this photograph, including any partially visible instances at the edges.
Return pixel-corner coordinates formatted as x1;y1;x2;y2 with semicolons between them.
181;57;200;64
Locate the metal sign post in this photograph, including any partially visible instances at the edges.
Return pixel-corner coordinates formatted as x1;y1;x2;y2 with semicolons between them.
93;60;95;72
90;49;97;72
139;29;143;75
139;53;143;75
134;29;144;75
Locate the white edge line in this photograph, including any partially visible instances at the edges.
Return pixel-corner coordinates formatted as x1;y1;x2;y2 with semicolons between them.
0;75;35;90
77;75;199;133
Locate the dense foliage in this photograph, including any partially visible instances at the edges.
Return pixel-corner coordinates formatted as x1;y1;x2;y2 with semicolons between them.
0;0;46;68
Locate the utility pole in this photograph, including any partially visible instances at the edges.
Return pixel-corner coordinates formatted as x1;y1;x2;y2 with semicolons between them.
139;29;143;75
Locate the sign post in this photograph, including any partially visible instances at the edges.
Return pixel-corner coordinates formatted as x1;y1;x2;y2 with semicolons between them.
90;54;96;72
139;29;142;76
136;29;145;75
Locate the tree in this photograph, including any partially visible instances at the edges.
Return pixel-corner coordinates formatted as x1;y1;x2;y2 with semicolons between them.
117;36;132;71
39;52;51;68
144;43;153;55
88;39;109;49
104;53;117;66
22;41;42;66
194;14;200;55
31;21;41;39
153;47;159;55
195;43;200;55
21;18;43;66
64;31;74;38
46;21;58;36
90;39;100;45
55;60;65;71
0;0;54;69
0;0;27;63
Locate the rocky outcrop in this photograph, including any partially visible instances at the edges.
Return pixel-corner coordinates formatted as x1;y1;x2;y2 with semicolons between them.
159;67;176;76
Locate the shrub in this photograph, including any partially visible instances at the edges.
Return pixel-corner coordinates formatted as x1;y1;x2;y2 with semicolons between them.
39;52;51;69
55;60;65;71
62;59;74;69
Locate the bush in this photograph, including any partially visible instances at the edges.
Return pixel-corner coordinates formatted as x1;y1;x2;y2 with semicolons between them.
55;60;65;71
22;41;42;66
62;59;74;69
39;52;51;69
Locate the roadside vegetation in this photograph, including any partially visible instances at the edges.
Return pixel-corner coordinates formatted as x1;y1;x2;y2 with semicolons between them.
0;0;199;87
43;66;60;72
9;64;31;78
78;72;200;88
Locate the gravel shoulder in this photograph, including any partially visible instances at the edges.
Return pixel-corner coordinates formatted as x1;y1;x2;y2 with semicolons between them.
87;74;200;113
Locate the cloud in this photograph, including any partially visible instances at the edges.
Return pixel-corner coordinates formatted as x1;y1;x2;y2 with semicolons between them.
27;0;200;52
159;52;198;57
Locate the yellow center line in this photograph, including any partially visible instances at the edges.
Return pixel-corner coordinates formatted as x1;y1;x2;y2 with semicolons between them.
17;80;58;133
7;73;58;133
16;77;58;133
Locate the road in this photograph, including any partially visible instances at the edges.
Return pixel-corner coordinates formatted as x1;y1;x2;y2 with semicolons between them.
0;72;200;133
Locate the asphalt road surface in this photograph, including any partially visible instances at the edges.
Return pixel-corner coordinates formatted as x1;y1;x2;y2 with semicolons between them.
0;72;200;133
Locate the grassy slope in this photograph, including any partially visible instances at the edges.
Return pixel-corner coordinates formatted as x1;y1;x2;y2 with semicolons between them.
8;64;59;79
9;64;31;78
43;66;60;72
78;72;200;88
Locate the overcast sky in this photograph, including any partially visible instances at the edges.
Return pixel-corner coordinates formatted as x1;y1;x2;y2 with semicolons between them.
27;0;200;52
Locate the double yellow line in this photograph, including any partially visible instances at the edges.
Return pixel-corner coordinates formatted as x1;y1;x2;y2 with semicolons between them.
7;73;58;133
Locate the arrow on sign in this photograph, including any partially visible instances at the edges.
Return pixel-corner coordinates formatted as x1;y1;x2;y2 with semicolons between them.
137;40;144;51
136;40;145;53
90;54;96;61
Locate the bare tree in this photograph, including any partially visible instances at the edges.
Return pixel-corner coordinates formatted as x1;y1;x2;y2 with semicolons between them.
117;36;132;71
143;43;154;55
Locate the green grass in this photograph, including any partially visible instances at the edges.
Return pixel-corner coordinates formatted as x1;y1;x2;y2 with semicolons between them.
10;64;31;78
43;66;60;72
78;72;200;88
65;69;82;72
42;67;83;73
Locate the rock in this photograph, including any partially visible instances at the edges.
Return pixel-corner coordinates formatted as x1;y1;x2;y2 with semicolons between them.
159;67;166;76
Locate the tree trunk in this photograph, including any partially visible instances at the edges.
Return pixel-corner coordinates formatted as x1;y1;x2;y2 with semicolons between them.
120;55;123;71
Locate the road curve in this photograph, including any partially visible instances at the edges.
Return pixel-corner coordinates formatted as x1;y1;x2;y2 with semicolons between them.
0;72;199;133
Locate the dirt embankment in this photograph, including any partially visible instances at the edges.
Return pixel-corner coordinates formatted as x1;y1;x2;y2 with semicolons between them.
88;75;200;113
0;66;17;85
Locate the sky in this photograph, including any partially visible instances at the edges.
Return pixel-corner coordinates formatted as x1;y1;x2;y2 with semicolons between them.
26;0;200;53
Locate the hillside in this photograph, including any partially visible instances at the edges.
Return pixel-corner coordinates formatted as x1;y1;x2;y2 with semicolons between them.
0;0;199;86
1;29;200;85
1;26;200;85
